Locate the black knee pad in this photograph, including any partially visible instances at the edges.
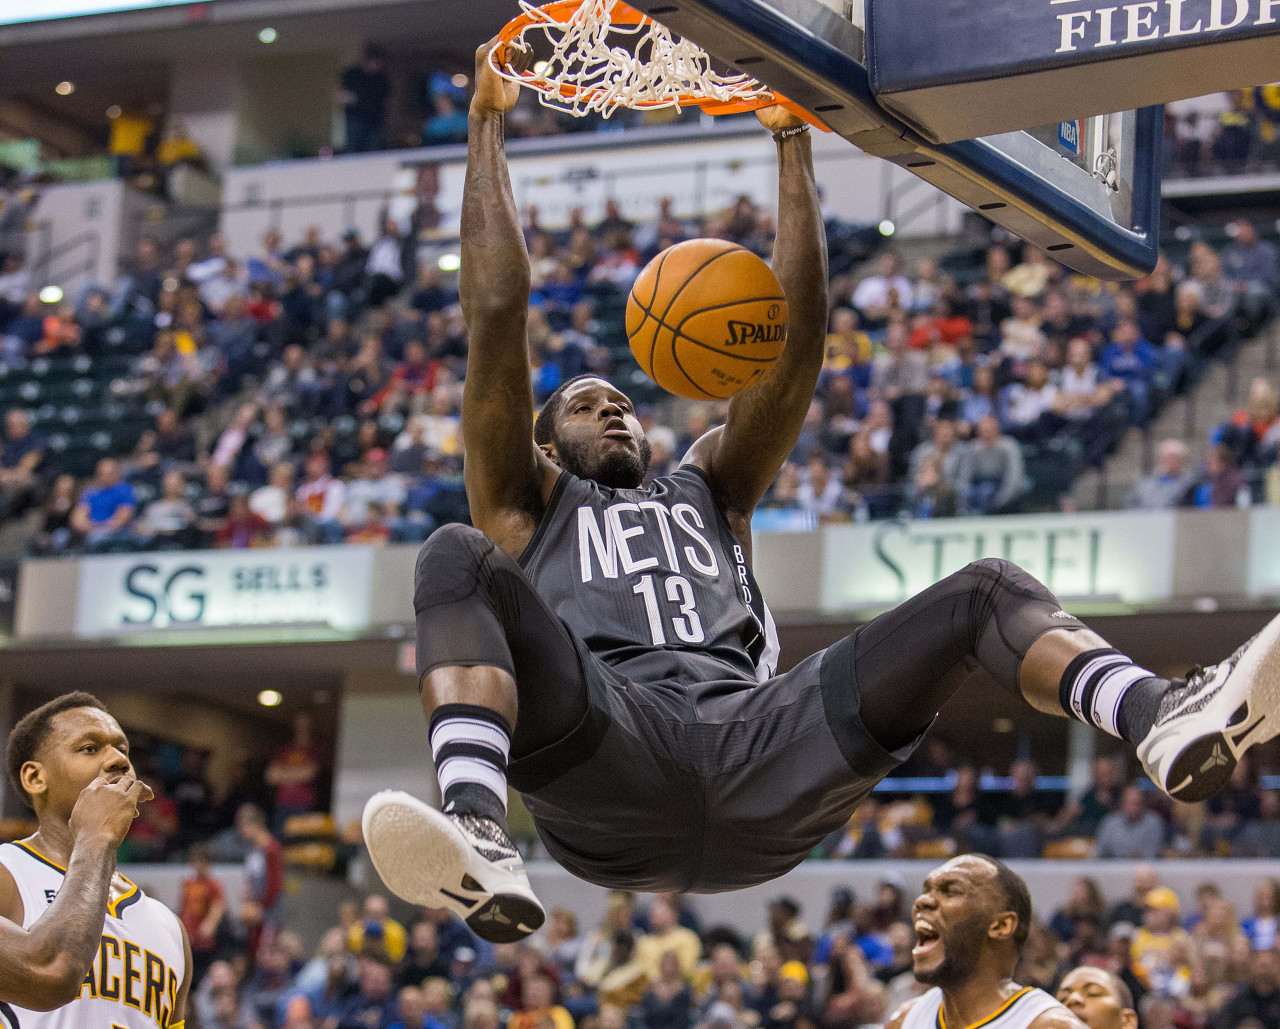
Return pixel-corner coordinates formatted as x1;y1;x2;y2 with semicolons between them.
414;524;518;682
414;523;501;613
961;558;1087;694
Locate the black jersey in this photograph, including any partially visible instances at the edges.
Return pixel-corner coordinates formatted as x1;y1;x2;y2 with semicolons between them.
519;464;779;686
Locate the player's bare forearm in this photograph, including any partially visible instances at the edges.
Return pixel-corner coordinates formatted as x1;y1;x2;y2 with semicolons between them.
459;61;544;524
0;837;117;1008
702;127;827;518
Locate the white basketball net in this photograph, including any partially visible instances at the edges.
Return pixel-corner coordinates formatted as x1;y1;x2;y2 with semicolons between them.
491;0;775;119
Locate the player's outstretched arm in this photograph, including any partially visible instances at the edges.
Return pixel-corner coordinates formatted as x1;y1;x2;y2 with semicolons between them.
687;107;828;535
0;774;152;1010
460;40;557;550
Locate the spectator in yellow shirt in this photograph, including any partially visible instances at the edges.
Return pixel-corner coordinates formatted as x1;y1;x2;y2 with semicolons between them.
637;895;702;980
347;894;408;963
508;975;574;1029
1131;887;1192;996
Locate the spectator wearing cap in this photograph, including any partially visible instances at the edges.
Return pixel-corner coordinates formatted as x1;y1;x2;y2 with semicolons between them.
761;962;814;1029
348;895;408;965
1131;887;1192;997
638;896;701;981
1096;785;1166;859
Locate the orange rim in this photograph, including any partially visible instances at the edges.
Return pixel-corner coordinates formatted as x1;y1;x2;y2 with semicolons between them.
491;1;830;128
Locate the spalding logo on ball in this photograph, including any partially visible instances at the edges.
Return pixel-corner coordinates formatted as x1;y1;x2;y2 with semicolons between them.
626;238;789;400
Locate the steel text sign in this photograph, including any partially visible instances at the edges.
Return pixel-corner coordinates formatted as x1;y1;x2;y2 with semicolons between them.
74;547;375;636
816;510;1176;610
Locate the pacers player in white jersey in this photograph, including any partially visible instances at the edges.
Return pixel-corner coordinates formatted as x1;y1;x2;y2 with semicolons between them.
891;856;1085;1029
0;691;191;1027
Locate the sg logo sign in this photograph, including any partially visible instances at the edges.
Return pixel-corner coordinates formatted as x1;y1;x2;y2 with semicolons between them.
121;563;206;625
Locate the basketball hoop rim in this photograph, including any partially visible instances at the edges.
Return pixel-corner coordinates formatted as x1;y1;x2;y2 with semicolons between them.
490;0;830;126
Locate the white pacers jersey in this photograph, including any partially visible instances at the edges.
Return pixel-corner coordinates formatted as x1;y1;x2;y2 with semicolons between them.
0;841;186;1029
903;987;1067;1029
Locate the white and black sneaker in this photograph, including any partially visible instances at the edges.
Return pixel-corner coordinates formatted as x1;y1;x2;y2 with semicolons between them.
362;790;545;943
1138;612;1280;803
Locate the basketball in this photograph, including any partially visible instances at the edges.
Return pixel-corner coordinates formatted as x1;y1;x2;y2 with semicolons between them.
625;238;789;400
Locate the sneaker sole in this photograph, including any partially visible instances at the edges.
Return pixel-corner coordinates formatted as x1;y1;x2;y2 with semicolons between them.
1166;612;1280;803
362;790;544;944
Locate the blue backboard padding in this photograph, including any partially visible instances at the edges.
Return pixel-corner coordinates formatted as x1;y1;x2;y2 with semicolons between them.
865;0;1280;94
948;106;1165;268
628;0;1162;277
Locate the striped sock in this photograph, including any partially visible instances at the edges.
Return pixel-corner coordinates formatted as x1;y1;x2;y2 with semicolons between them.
1059;649;1163;742
429;704;511;828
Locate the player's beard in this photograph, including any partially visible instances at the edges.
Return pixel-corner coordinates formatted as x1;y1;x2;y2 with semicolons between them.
914;911;990;988
556;432;652;488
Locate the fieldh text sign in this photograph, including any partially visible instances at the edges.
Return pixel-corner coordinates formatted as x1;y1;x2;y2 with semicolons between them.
866;0;1280;142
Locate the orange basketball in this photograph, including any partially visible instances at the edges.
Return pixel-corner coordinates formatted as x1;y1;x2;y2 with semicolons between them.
625;238;789;400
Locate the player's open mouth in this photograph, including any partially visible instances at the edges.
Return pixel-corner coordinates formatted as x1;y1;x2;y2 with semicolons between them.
913;920;941;956
603;428;632;440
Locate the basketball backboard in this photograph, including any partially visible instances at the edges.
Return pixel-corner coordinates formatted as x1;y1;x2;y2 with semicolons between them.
622;0;1162;279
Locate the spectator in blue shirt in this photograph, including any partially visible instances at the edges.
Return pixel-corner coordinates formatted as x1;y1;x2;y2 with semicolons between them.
70;457;137;552
1100;318;1157;424
337;956;400;1029
389;984;435;1029
4;293;45;351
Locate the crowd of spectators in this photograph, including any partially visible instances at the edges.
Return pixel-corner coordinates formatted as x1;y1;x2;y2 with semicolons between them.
177;850;1280;1029
1166;88;1280;178
820;743;1280;863
0;181;1277;553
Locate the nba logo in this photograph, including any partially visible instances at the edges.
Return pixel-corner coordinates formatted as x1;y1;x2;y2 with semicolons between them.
1058;120;1084;157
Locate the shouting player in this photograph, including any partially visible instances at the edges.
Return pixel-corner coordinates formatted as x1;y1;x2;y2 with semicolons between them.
890;856;1082;1029
1;691;191;1026
363;36;1280;942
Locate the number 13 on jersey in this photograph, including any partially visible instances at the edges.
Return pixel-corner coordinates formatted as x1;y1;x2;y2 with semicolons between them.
633;574;705;645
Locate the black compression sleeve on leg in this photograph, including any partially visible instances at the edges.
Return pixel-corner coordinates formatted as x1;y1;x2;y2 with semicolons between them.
414;524;518;684
851;558;1086;752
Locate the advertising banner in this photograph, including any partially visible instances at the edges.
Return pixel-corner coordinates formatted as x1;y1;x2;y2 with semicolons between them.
74;546;375;636
818;510;1177;610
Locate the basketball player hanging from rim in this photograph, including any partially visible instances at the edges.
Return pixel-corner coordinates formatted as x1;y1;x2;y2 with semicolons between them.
364;35;1280;943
